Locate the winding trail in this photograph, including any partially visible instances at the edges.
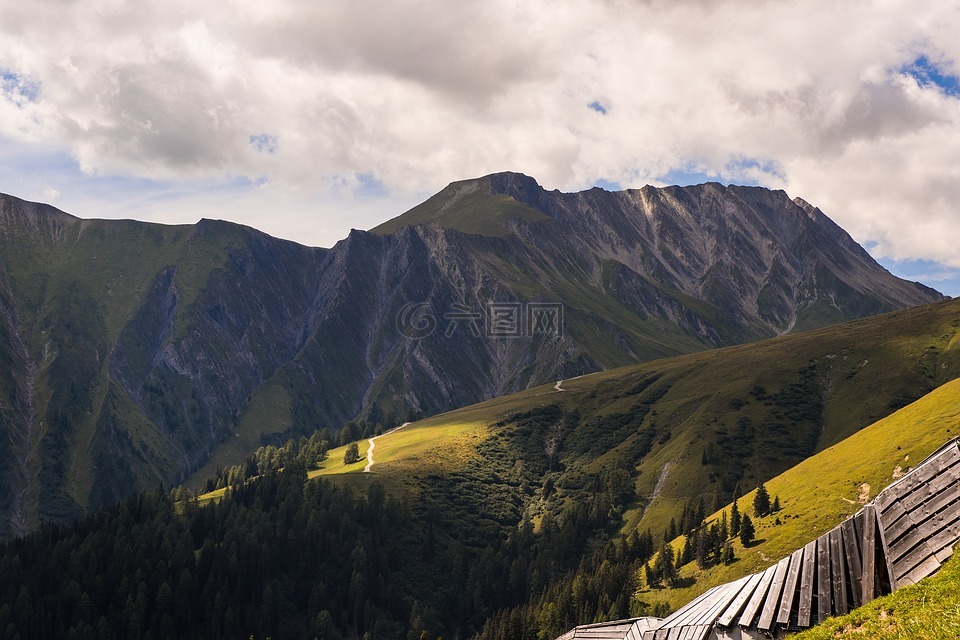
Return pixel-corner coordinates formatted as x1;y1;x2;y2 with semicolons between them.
364;422;410;473
554;379;565;392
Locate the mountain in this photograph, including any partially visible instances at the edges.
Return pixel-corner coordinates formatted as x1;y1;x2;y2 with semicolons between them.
0;175;942;536
374;172;940;335
309;296;960;540
3;300;958;640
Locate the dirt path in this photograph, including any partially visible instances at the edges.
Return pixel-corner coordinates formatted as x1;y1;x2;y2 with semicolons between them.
554;379;565;392
363;422;410;473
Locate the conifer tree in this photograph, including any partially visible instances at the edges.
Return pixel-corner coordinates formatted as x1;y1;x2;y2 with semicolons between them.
681;533;695;567
730;488;742;536
645;562;661;589
740;513;756;546
754;483;771;517
722;543;735;565
654;541;677;585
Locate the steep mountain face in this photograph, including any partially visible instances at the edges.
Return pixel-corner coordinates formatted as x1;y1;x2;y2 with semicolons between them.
0;175;942;536
376;173;940;335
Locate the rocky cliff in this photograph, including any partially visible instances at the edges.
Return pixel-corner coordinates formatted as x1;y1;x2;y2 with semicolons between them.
0;174;942;536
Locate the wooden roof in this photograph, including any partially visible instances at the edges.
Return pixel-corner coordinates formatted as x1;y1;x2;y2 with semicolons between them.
557;438;960;640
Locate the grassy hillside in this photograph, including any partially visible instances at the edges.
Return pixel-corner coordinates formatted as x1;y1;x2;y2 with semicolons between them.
158;299;960;638
290;298;960;546
370;176;551;236
642;375;960;611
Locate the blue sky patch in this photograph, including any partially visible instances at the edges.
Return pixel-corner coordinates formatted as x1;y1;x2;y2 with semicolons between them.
659;157;783;187
587;100;608;115
248;134;278;154
902;56;960;96
661;167;719;186
591;178;622;191
1;68;40;103
354;172;388;198
875;256;960;298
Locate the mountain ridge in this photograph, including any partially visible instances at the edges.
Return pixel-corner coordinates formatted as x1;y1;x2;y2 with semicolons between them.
0;175;944;535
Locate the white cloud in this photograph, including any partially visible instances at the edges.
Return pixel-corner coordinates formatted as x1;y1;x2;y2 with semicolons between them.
1;0;959;268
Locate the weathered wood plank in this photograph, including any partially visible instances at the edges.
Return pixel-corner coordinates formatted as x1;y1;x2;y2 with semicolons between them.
935;544;956;564
884;482;960;548
862;505;877;603
840;518;863;608
891;506;960;568
692;625;712;640
894;461;960;512
875;449;959;513
718;572;764;627
898;555;944;588
853;509;864;542
875;501;898;592
892;511;960;582
878;499;913;545
817;533;832;623
776;548;805;625
757;556;791;631
738;564;777;627
697;579;749;626
798;539;817;627
829;528;849;615
664;586;722;629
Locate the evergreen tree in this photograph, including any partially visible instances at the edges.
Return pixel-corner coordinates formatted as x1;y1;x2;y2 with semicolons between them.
694;497;705;527
344;442;361;465
654;542;677;586
681;533;695;567
730;488;741;536
740;513;756;546
772;495;781;513
694;528;710;569
719;510;729;541
665;518;677;542
754;483;771;517
722;543;735;565
644;562;661;589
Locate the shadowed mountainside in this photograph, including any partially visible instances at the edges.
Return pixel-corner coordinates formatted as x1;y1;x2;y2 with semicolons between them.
0;173;943;535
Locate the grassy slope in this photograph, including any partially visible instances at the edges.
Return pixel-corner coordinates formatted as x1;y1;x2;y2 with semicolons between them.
201;299;960;540
644;376;960;611
370;177;550;237
0;213;246;517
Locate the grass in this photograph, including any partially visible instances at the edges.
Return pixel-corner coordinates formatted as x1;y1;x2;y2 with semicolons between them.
794;550;960;639
197;418;493;503
193;298;960;542
370;176;550;237
228;297;960;536
311;420;490;478
640;376;960;611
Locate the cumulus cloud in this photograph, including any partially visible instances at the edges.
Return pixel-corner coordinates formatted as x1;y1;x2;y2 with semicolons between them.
0;0;959;269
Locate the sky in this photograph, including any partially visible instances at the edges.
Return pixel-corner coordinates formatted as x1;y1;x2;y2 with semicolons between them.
1;0;959;296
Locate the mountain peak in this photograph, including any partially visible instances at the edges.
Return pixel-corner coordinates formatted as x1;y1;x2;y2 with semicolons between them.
370;172;551;237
